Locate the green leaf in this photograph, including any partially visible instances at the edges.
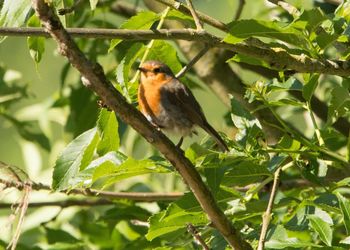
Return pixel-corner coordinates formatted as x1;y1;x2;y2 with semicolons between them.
147;40;183;74
302;74;319;101
336;193;350;234
340;236;350;244
222;160;271;186
308;215;333;246
65;85;98;137
97;109;119;155
227;53;272;69
52;128;99;191
292;8;327;32
93;158;170;188
109;11;159;52
265;224;321;249
146;193;208;241
327;84;350;125
27;15;45;64
0;0;31;39
224;19;310;50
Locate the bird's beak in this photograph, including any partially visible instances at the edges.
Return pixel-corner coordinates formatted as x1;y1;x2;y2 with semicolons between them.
138;67;147;73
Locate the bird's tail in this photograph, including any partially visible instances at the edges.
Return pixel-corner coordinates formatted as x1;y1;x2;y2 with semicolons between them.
201;122;229;152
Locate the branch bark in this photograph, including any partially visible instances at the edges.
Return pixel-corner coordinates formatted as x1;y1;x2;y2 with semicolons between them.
0;177;183;202
257;167;282;250
1;27;350;76
31;1;252;249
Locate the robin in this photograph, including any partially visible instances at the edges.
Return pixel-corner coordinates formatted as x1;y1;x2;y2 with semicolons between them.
137;60;228;152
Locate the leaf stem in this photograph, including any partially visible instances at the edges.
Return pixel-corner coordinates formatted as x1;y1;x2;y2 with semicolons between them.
306;101;325;146
131;7;170;83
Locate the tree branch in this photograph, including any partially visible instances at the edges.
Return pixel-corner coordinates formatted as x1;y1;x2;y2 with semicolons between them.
257;167;282;250
187;223;210;250
185;0;203;30
1;27;350;76
0;177;183;202
176;44;209;78
31;1;252;249
154;0;228;31
267;0;300;16
0;199;114;209
234;0;245;21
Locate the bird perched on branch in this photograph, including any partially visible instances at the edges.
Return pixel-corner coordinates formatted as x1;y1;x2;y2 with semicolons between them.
137;60;228;151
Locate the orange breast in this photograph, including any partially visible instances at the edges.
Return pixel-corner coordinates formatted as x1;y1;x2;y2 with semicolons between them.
138;74;170;117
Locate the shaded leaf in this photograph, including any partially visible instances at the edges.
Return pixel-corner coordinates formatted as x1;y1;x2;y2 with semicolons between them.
336;193;350;234
27;15;45;64
302;74;319;101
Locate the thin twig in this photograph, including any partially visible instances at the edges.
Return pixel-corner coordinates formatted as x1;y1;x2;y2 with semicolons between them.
257;167;282;250
234;0;245;21
267;0;300;17
176;44;209;78
31;1;252;248
0;176;183;202
7;182;31;250
1;27;350;77
306;102;325;146
0;199;114;209
187;223;210;250
131;7;170;83
154;0;228;31
185;0;203;31
58;0;84;15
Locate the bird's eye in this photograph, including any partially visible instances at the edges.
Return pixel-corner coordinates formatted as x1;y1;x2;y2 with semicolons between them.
153;68;161;73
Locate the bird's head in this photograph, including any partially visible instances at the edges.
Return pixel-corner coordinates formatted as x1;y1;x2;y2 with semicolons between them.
138;60;175;84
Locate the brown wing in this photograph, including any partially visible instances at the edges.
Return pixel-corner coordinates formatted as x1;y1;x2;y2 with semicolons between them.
161;79;207;126
161;79;229;151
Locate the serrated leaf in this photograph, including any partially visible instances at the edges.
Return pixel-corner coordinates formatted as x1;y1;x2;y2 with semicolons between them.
97;109;119;155
146;192;208;241
93;158;170;188
222;160;271;186
27;15;45;64
52;128;99;191
0;0;31;42
292;8;327;32
308;215;333;246
265;239;320;249
224;19;310;50
147;40;183;74
109;11;159;52
336;193;350;234
302;74;319;101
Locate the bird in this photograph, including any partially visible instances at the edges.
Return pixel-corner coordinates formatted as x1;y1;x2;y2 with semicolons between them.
137;60;228;152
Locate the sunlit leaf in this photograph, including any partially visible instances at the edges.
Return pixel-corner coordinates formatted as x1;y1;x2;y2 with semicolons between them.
109;11;159;52
0;0;31;42
52;128;99;190
224;19;310;50
336;193;350;234
97;108;119;155
308;215;333;246
27;15;45;64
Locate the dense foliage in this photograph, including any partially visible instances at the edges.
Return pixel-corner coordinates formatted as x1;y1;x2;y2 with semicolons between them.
0;0;350;249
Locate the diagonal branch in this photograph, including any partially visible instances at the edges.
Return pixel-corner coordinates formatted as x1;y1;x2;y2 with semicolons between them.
30;1;252;249
176;44;209;78
185;0;203;30
234;0;245;21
